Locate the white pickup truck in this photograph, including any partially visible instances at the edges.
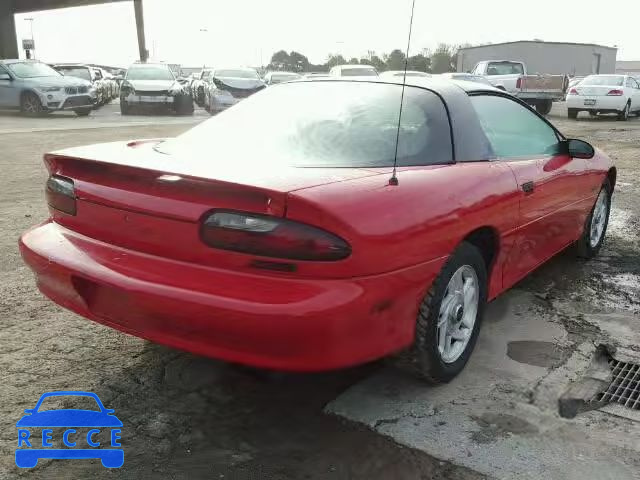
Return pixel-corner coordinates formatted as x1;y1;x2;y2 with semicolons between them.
470;60;568;115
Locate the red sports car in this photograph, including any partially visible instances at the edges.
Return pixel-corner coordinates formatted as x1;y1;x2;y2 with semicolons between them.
20;79;615;383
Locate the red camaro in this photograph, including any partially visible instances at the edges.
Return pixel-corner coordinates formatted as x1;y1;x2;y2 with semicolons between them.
20;79;615;382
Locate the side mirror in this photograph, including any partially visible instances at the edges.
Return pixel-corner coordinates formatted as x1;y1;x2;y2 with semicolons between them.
0;73;12;81
567;139;595;159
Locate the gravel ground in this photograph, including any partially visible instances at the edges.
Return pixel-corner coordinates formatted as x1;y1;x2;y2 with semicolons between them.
1;104;638;479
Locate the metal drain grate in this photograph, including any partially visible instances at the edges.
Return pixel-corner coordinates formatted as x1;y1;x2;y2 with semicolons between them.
595;358;640;410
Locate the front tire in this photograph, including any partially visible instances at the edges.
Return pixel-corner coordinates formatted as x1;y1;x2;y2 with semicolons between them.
568;108;578;119
409;242;487;383
120;96;130;115
577;180;611;258
74;107;91;116
21;92;44;116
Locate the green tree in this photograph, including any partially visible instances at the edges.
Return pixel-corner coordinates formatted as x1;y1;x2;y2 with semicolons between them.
384;49;406;71
269;50;290;70
430;43;455;73
348;57;360;65
326;54;347;69
360;55;386;72
406;54;430;72
289;51;310;72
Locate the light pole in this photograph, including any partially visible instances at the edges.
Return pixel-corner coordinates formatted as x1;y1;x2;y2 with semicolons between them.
24;17;35;59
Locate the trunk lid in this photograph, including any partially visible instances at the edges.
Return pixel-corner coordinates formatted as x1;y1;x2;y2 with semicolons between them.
45;140;382;268
576;85;620;96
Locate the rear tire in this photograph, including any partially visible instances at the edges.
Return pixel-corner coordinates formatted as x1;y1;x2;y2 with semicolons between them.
617;102;630;121
74;107;91;116
568;108;578;119
120;96;130;115
535;99;552;115
406;242;487;384
577;180;611;259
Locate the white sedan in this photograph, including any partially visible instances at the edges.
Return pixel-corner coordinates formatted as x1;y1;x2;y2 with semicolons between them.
566;74;640;120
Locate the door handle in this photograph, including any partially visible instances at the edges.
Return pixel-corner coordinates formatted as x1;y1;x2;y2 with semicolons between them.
521;181;535;194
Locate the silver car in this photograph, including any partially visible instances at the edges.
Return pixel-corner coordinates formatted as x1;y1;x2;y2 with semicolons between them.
204;68;266;114
0;60;94;116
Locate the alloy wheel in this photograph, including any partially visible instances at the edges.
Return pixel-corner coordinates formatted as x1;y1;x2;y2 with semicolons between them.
436;265;479;363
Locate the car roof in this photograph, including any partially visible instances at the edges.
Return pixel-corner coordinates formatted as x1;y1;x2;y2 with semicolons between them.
129;62;170;68
294;76;500;94
0;59;38;64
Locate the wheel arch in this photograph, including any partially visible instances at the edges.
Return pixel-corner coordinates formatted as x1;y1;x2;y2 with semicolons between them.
607;167;617;191
462;226;500;275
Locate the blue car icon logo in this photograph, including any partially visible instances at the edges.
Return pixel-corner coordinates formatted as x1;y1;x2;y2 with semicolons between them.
16;391;123;468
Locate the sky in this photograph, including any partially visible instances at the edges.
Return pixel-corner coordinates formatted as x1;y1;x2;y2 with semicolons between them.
13;0;638;68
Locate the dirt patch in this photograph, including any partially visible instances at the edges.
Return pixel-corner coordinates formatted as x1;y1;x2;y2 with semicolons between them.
470;413;539;444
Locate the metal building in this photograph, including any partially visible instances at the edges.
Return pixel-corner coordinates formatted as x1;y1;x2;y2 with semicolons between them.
457;41;617;76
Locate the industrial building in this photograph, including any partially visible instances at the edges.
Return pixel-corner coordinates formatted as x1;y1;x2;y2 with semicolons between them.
616;61;640;75
457;40;617;76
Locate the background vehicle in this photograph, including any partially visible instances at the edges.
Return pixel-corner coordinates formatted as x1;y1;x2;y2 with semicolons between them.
566;74;640;120
20;79;615;384
0;60;93;116
204;67;265;114
264;71;302;85
192;68;212;106
303;73;332;80
379;70;431;78
438;72;493;86
54;64;107;107
329;64;378;77
119;63;194;115
471;60;567;114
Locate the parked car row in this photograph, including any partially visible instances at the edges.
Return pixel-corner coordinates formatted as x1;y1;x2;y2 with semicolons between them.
53;64;120;108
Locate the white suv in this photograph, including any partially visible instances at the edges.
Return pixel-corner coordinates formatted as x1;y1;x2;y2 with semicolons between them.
0;60;94;116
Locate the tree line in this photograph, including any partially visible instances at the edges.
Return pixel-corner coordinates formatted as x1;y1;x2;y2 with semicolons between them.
267;44;469;74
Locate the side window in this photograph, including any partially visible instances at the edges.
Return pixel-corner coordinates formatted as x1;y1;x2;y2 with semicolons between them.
625;78;634;88
470;95;560;158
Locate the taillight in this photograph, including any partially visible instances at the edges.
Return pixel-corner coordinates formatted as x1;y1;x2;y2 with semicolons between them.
568;88;578;95
46;175;76;215
515;77;522;89
607;89;623;96
200;211;351;261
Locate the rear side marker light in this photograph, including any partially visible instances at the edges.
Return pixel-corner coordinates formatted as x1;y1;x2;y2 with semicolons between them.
607;89;623;96
46;175;76;216
200;211;351;261
568;88;578;95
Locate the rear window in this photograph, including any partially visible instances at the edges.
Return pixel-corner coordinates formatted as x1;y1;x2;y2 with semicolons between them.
56;67;91;81
486;62;524;75
582;75;624;86
340;67;378;77
157;81;452;167
214;69;259;79
126;65;174;81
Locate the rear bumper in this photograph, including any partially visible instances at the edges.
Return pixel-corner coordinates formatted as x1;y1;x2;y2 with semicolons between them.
20;221;443;371
566;95;626;111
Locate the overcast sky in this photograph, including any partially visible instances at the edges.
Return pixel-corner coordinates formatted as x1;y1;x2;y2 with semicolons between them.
13;0;637;68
